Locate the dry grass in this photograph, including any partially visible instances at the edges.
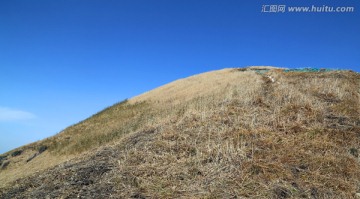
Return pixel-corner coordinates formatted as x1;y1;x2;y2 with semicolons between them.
0;100;151;187
114;68;360;198
0;149;74;188
45;100;151;154
1;67;359;198
130;68;264;105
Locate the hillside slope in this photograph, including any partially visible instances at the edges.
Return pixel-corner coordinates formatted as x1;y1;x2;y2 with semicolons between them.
1;67;359;198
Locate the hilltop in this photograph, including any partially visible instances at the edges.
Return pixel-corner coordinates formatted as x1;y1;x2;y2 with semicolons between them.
0;67;359;198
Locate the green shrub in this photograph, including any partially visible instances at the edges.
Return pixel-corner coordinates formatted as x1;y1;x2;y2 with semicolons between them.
11;150;22;157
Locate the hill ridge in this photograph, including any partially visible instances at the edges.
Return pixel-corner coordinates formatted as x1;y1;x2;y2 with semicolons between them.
1;67;359;198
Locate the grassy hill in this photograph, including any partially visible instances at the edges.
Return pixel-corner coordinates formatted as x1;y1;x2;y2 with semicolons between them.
1;67;359;198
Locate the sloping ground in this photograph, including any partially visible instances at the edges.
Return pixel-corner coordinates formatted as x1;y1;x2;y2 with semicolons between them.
0;146;118;198
1;67;360;198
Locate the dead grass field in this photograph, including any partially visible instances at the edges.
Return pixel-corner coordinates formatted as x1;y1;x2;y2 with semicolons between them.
1;67;359;198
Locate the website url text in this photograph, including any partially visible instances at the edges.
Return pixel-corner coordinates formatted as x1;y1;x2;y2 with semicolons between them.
261;5;355;13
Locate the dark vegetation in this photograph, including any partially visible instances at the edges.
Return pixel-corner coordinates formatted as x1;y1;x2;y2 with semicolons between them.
38;145;48;154
11;150;22;157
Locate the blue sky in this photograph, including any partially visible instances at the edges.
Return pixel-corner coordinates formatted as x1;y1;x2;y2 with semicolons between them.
1;0;359;154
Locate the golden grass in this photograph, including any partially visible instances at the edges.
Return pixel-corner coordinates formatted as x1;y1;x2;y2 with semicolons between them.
1;67;359;198
0;100;151;187
130;68;264;105
46;100;151;154
114;68;360;198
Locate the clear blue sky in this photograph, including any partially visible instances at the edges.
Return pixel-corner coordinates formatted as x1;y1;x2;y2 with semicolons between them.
1;0;359;153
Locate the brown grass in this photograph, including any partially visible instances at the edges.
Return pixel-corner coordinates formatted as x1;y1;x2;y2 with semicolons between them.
1;67;359;198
